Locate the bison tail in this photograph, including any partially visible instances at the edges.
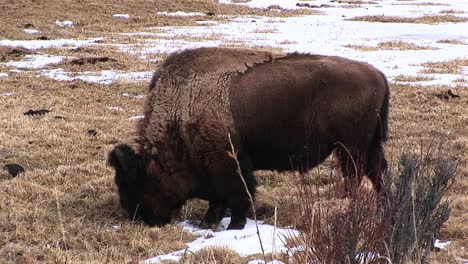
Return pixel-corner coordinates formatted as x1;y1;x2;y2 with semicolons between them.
365;75;390;192
378;75;390;142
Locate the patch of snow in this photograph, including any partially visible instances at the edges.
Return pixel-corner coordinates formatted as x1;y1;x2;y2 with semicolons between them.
109;106;123;111
0;38;100;50
122;93;146;99
156;11;206;17
113;14;130;19
196;21;218;25
0;92;14;97
5;54;64;69
128;115;145;120
40;69;152;85
24;29;40;34
0;73;8;78
144;217;298;263
55;20;74;27
434;239;452;250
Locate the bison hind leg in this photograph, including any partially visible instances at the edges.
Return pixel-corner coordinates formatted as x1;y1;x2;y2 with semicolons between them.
334;144;371;195
365;142;387;192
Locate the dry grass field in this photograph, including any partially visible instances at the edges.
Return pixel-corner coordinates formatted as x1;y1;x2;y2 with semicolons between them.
1;0;467;263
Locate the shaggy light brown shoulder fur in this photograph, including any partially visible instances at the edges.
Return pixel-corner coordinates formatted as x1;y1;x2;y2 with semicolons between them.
137;48;283;160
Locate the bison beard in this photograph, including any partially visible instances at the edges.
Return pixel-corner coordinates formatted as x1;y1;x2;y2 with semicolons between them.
108;47;390;230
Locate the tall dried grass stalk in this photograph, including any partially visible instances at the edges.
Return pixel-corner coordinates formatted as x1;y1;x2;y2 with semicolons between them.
227;134;266;262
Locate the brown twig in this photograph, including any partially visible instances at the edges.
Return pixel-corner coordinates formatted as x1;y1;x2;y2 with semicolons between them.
227;133;266;262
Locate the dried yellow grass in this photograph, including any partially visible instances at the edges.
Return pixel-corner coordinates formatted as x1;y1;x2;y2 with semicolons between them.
332;0;378;4
348;14;468;24
436;39;466;45
439;9;465;14
393;75;435;82
419;58;468;74
277;40;298;45
392;2;449;6
0;0;319;41
345;40;437;51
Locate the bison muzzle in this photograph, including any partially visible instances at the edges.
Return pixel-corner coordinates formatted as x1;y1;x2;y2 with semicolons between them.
108;47;390;230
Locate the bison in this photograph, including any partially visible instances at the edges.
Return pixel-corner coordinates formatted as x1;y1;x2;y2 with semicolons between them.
108;47;389;230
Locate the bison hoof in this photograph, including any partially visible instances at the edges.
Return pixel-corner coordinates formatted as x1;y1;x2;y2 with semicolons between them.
199;220;218;230
227;218;246;230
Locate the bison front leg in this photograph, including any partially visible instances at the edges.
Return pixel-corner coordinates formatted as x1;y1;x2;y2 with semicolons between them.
203;143;256;230
226;195;251;230
200;200;226;229
225;150;256;230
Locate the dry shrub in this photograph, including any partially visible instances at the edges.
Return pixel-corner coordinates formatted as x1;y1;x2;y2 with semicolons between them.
287;168;391;264
286;139;457;264
382;139;457;263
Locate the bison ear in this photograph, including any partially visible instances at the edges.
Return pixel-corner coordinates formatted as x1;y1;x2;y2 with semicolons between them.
108;144;142;180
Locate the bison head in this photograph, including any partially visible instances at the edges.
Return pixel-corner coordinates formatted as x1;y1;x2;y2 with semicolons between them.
108;144;176;226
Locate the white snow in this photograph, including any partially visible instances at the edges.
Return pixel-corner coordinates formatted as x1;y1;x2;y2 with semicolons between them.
0;92;14;97
109;106;123;111
24;29;40;34
156;11;206;17
55;20;74;27
144;217;298;263
40;69;152;85
122;93;146;99
434;239;452;250
5;54;63;69
113;14;130;19
128;115;145;120
0;73;8;78
0;38;100;50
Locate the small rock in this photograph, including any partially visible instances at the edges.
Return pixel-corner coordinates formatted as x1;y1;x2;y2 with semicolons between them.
87;129;98;137
54;115;66;120
205;12;216;16
3;164;25;177
37;36;49;40
71;56;116;65
24;23;35;28
447;89;460;99
24;109;51;116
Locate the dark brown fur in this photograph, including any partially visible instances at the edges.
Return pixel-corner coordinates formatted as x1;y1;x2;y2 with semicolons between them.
108;47;389;229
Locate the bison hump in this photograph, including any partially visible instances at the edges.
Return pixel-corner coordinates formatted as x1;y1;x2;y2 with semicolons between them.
160;47;285;75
